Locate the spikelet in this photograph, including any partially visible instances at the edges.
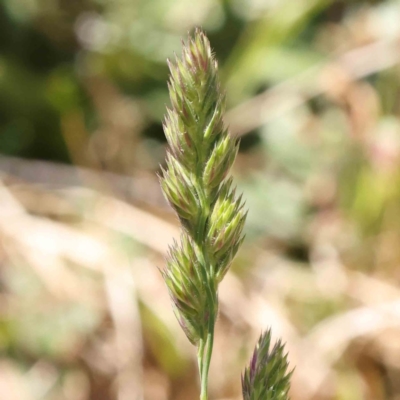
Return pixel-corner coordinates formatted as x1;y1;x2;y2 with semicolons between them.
160;28;246;345
242;330;292;400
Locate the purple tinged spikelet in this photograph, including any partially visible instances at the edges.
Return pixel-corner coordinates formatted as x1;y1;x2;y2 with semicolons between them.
242;330;292;400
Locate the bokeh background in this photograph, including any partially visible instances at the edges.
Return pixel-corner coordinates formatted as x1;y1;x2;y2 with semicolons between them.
1;0;400;399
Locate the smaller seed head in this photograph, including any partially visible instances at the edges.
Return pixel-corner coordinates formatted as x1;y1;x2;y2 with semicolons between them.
242;330;292;400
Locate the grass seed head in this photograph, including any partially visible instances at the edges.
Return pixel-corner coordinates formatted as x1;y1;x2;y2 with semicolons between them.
160;28;246;345
242;330;292;400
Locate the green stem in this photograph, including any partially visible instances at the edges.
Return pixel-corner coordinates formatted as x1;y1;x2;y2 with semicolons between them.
195;235;216;400
199;310;215;400
197;338;205;382
195;254;216;400
193;155;217;400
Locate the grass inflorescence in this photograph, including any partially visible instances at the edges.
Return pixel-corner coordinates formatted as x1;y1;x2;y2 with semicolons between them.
160;28;292;400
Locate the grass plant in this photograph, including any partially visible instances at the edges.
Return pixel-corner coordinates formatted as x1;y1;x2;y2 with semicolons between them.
160;28;292;400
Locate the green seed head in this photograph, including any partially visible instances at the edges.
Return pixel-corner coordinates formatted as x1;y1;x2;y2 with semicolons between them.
160;28;246;345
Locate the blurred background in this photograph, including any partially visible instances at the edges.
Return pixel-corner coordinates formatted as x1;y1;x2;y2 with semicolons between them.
1;0;400;399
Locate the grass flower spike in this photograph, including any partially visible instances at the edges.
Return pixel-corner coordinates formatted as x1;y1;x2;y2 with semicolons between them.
242;330;292;400
160;29;247;399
